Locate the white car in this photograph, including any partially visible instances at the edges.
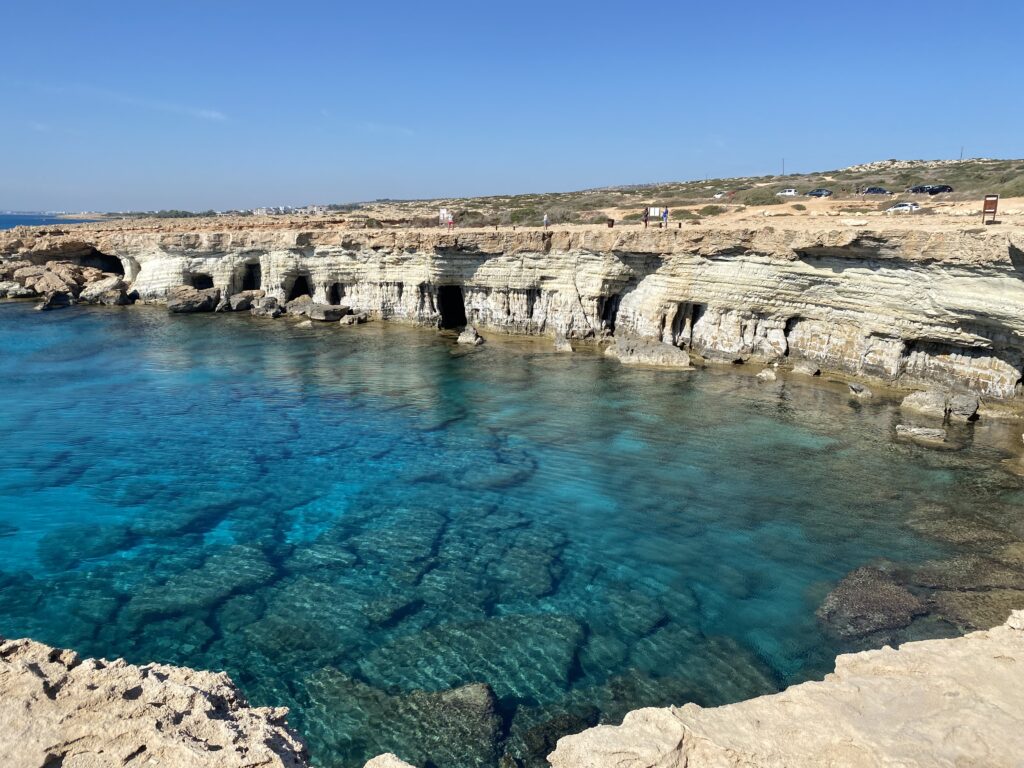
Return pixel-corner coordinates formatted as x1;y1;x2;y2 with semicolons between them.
713;192;727;199
885;202;921;214
776;188;798;197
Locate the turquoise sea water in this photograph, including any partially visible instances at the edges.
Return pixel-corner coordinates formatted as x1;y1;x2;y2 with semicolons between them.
0;302;1018;766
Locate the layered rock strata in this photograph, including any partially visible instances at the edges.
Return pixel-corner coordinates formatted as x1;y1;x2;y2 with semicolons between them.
0;635;310;768
3;223;1024;397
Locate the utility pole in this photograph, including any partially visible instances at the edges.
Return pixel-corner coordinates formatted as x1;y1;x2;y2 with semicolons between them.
959;146;964;162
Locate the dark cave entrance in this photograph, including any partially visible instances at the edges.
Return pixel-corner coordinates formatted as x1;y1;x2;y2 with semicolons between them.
190;273;215;290
437;285;467;329
328;282;346;305
242;263;262;291
599;293;622;333
80;249;124;275
287;275;312;301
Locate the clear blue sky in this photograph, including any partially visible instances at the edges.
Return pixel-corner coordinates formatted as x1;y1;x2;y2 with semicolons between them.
2;1;1021;211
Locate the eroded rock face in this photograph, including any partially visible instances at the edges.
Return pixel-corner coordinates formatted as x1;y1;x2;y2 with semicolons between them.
0;635;310;768
5;222;1024;398
548;611;1024;768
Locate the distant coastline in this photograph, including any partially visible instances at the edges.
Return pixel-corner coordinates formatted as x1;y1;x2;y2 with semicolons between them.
0;213;100;230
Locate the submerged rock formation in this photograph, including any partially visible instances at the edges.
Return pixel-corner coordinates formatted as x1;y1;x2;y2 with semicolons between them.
3;221;1024;399
548;610;1024;768
0;635;310;768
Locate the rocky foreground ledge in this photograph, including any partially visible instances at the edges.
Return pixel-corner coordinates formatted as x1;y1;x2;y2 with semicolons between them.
5;615;1019;768
0;636;309;767
547;610;1024;768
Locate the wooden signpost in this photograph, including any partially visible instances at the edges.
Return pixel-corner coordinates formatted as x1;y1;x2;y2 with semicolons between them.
983;195;999;224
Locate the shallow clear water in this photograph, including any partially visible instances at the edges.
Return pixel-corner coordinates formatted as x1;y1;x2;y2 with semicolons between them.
0;302;1019;766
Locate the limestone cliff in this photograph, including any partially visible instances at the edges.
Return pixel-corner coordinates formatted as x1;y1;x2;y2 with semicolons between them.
4;221;1024;397
547;610;1024;768
0;635;310;768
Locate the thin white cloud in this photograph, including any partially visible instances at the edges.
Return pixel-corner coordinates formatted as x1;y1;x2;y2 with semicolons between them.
21;81;227;122
84;86;227;121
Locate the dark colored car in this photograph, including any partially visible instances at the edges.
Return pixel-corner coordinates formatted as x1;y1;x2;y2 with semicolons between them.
863;186;891;195
806;188;833;197
907;185;932;194
928;184;954;195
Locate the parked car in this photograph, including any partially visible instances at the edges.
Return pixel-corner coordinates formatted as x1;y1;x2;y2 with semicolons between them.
805;188;833;198
713;192;727;199
907;184;932;194
885;202;921;214
776;188;798;197
928;184;953;195
863;187;891;195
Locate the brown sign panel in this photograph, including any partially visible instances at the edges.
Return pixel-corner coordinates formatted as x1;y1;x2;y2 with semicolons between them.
983;194;999;224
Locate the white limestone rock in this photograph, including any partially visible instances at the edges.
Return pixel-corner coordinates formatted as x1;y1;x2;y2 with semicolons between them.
6;223;1024;397
550;611;1024;768
0;635;310;768
364;754;418;768
457;325;485;345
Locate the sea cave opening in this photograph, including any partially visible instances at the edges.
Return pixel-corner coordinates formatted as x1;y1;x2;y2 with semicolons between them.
436;285;467;329
242;263;262;291
328;282;346;305
79;248;125;276
189;273;215;290
287;275;312;301
599;293;622;333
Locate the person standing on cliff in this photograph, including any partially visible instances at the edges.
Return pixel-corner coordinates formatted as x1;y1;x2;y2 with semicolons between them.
543;213;550;230
662;207;669;227
447;212;454;231
642;208;649;228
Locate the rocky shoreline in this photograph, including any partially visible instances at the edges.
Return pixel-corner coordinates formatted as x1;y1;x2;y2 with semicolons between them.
0;635;309;767
4;612;1022;768
3;220;1024;408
